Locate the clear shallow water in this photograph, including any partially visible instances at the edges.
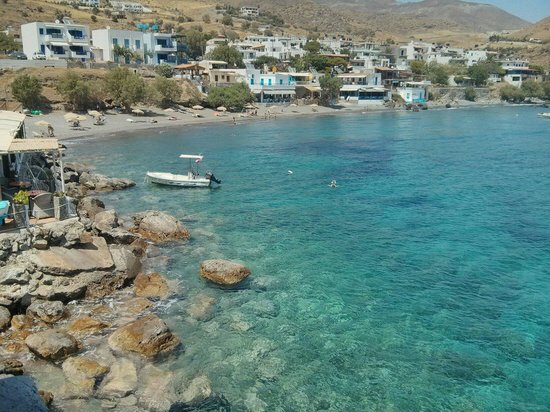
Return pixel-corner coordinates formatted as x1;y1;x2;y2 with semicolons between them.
69;106;550;411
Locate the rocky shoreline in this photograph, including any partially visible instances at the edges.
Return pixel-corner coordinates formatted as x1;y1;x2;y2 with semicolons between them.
0;161;250;411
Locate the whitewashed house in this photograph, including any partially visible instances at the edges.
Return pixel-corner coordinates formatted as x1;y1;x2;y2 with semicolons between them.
397;81;431;104
21;19;91;61
110;1;151;13
246;67;296;102
501;60;535;87
240;6;260;17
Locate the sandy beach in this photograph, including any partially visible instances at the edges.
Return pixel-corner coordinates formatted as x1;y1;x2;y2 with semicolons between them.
25;99;505;141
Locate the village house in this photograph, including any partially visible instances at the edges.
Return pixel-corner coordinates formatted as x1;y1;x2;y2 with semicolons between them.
240;6;260;17
21;19;92;61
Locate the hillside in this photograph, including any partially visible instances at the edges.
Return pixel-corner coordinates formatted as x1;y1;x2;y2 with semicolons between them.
510;16;550;42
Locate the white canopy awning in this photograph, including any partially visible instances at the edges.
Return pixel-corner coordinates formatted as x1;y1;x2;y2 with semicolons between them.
179;154;203;160
263;90;296;95
0;110;26;153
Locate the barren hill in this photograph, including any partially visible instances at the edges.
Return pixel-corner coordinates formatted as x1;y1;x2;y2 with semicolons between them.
511;16;550;42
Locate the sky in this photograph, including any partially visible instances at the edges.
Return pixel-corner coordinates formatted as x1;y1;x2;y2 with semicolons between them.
398;0;550;22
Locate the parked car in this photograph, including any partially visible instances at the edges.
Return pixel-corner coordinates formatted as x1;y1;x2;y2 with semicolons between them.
8;51;27;60
32;52;46;60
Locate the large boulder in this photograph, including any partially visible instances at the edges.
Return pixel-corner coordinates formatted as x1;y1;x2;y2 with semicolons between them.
42;218;86;248
26;236;114;276
61;356;109;399
134;272;170;298
109;245;142;279
32;271;117;302
80;173;135;193
108;314;180;357
0;359;24;375
199;259;251;285
25;329;79;360
77;197;105;219
98;358;137;398
0;306;11;331
0;374;48;412
26;300;65;323
120;297;153;315
94;210;119;232
136;364;177;411
130;211;189;242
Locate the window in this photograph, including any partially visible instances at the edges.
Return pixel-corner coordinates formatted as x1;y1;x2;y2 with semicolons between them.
39;28;44;35
135;40;141;49
113;38;118;45
215;75;219;82
279;79;283;85
268;79;272;86
260;79;264;86
124;39;130;48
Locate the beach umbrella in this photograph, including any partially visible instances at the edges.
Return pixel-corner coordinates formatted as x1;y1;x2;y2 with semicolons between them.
64;113;87;122
164;108;175;112
289;103;298;107
217;106;227;112
244;104;256;109
132;108;144;115
310;103;318;107
34;120;51;127
192;105;204;110
88;110;102;117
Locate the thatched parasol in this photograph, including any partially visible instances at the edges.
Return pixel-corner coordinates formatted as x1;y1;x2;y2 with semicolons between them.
132;108;144;115
34;120;51;127
192;105;204;110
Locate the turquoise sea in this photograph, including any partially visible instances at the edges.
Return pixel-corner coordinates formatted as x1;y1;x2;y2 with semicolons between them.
69;106;550;411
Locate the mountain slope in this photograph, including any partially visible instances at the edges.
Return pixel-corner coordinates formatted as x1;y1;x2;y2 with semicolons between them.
511;16;550;41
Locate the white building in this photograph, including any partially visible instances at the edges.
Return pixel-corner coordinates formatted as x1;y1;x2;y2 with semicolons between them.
465;50;489;67
246;67;296;102
394;41;435;69
111;1;151;13
501;60;535;87
237;36;307;63
397;81;431;104
91;29;177;64
21;19;91;61
76;0;100;7
240;6;260;17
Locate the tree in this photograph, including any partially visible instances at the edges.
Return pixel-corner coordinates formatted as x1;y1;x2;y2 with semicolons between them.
303;40;321;54
500;84;525;103
103;67;146;111
241;21;251;30
91;15;97;22
207;44;244;68
252;55;279;69
184;29;206;59
468;61;504;86
202;14;211;23
521;79;543;98
11;74;43;109
0;32;20;53
207;83;254;109
410;60;426;75
319;76;342;106
464;86;476;102
426;62;449;85
542;81;550;100
155;63;174;78
149;77;182;108
221;15;233;26
56;71;95;111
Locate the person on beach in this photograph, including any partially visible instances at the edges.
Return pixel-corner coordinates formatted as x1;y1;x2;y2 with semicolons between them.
47;124;55;137
233;117;236;125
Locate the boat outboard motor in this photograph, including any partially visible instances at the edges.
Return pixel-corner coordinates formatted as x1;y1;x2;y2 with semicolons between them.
205;171;221;184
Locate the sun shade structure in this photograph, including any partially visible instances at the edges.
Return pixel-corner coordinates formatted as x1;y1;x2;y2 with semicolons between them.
6;138;59;154
0;111;26;153
217;106;227;112
64;113;87;122
34;120;51;127
192;105;204;110
132;109;144;115
87;110;102;117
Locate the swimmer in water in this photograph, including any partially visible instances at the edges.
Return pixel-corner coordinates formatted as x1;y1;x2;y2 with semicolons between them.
329;180;337;188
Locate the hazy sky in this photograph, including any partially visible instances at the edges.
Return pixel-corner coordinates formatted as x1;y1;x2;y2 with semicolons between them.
398;0;550;22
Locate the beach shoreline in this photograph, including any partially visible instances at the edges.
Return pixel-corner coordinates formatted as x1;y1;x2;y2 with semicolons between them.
29;99;507;142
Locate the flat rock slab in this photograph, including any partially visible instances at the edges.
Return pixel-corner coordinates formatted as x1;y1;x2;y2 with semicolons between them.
200;259;251;285
98;358;137;398
27;237;114;276
134;272;170;298
108;313;180;357
25;329;79;360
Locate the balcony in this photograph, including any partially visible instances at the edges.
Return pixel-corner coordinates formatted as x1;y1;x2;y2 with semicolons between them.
70;51;91;59
44;34;67;44
67;34;88;44
154;44;176;52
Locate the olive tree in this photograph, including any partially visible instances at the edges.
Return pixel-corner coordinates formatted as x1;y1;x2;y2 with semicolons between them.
11;74;43;109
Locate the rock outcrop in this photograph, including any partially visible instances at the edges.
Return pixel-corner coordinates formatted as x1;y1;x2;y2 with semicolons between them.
199;259;251;285
0;306;11;331
134;272;170;298
130;211;189;242
25;330;79;360
108;314;180;357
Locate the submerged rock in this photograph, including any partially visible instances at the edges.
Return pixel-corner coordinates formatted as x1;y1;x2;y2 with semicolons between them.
137;364;176;411
134;272;170;298
25;329;79;360
98;358;137;398
108;313;180;357
120;297;153;315
199;259;251;285
61;356;109;398
26;300;66;323
131;211;189;242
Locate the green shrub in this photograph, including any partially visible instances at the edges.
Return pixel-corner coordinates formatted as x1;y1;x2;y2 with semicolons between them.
155;63;174;78
464;86;476;102
11;74;43;109
103;67;146;111
56;71;95;111
500;85;526;103
149;77;182;108
207;83;254;110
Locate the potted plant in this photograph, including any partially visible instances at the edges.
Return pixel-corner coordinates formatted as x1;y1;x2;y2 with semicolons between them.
13;190;29;227
53;192;68;220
